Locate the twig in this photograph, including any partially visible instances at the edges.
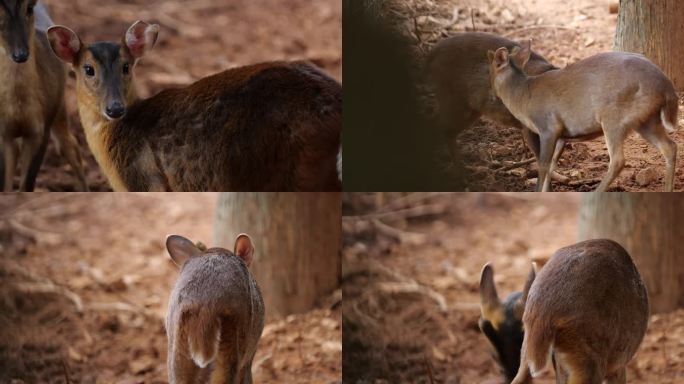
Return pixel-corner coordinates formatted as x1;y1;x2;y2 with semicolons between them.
470;8;476;31
378;192;446;212
12;282;83;313
375;282;448;313
343;204;447;222
495;158;535;172
372;219;427;246
87;302;161;320
566;177;602;187
503;25;578;37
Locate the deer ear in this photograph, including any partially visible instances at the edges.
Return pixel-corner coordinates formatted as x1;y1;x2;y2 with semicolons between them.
480;263;501;309
166;235;203;266
234;233;255;266
47;25;81;65
493;47;509;69
514;39;532;69
514;264;537;320
124;20;159;59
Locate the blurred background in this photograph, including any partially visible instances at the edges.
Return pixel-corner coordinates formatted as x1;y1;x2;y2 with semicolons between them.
342;192;684;383
35;0;341;191
0;193;341;383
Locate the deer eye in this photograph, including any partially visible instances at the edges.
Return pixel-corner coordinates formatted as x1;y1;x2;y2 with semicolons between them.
84;64;95;77
122;63;130;75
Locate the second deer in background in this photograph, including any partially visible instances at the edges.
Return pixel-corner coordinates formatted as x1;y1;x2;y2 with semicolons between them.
0;0;87;191
46;20;341;192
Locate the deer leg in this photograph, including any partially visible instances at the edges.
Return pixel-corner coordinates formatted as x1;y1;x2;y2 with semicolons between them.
536;130;560;192
19;126;48;192
511;334;533;384
635;120;677;192
543;138;566;192
596;124;627;192
3;138;16;192
51;106;89;191
604;367;627;384
522;129;568;183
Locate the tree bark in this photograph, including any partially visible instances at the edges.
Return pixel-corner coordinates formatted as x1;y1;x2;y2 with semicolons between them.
213;193;341;318
578;193;684;313
615;0;684;90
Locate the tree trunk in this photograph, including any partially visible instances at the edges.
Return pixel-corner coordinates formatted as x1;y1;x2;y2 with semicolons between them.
213;193;341;319
578;193;684;313
615;0;684;90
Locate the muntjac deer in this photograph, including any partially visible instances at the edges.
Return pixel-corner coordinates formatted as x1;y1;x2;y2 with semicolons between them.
166;234;264;384
489;41;678;192
484;239;648;384
427;32;569;181
0;0;87;191
47;20;341;191
479;262;538;383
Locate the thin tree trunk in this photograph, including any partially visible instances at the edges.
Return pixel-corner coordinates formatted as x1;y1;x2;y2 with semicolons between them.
615;0;684;90
578;193;684;313
214;193;341;318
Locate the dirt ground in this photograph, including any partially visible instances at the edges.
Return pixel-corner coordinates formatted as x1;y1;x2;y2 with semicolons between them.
386;0;684;191
0;193;341;383
342;192;684;383
31;0;341;191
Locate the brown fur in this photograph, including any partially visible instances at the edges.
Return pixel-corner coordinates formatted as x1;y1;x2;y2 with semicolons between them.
50;21;341;192
490;42;678;192
512;239;649;384
426;32;558;163
0;0;86;191
166;235;264;384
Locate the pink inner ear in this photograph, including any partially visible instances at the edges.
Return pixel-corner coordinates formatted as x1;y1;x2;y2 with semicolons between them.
55;29;77;62
127;27;146;58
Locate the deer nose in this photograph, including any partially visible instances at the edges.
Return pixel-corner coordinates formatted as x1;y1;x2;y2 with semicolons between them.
11;49;28;63
105;102;125;119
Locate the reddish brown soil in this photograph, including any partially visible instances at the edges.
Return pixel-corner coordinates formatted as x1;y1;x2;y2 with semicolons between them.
0;194;341;383
391;0;684;191
342;193;684;383
28;0;341;191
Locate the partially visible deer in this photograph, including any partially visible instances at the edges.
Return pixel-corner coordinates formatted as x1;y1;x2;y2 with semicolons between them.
166;234;264;384
489;40;678;191
47;20;341;192
426;32;569;181
0;0;87;191
507;239;648;384
479;262;539;383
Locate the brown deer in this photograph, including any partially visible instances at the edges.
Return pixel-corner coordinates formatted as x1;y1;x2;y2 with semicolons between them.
0;0;87;191
489;40;678;191
426;32;568;182
166;234;265;384
503;239;648;384
47;20;341;191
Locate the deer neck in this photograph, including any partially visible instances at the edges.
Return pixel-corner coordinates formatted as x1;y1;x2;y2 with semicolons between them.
76;83;141;192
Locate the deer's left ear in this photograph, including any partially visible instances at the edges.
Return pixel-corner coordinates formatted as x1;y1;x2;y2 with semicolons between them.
124;20;159;60
234;233;255;267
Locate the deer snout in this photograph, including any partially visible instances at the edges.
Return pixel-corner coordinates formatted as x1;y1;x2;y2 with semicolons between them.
10;47;28;63
105;101;126;120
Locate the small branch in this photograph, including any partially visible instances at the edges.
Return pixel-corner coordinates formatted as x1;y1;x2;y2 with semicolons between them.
12;282;83;313
343;204;447;222
503;25;578;38
372;219;427;246
375;282;448;313
495;158;535;172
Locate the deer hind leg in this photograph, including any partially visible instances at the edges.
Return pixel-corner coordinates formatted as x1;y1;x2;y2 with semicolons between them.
596;121;629;192
18;125;48;192
523;129;569;183
635;118;677;192
51;106;89;191
604;367;627;384
3;137;17;192
556;351;604;384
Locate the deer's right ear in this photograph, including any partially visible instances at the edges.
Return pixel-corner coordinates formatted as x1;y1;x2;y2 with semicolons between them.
234;233;255;267
493;47;509;68
166;235;203;266
479;263;504;327
47;26;81;65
